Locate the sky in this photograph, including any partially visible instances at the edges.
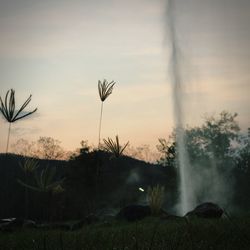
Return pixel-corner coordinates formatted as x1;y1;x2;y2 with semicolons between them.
0;0;249;153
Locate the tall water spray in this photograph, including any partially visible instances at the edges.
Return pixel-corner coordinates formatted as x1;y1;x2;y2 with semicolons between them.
166;0;195;215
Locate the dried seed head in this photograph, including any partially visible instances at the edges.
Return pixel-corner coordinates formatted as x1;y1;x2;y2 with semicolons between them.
98;79;116;102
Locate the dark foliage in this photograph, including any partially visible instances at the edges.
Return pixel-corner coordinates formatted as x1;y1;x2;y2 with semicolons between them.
0;154;66;221
0;151;178;221
157;111;250;213
117;204;151;221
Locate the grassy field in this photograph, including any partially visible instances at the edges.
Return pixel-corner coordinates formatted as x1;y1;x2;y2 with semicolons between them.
1;217;250;250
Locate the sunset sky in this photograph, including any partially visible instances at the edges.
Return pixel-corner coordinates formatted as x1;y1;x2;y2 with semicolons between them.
0;0;249;153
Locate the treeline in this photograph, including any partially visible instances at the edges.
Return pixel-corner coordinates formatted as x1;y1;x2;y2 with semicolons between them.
156;111;250;212
0;111;249;221
0;151;177;221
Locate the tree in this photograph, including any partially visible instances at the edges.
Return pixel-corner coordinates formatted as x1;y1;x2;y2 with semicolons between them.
125;144;161;163
79;140;91;154
36;137;64;160
185;111;240;161
232;132;250;171
157;111;240;167
156;138;176;167
12;136;67;160
11;138;36;157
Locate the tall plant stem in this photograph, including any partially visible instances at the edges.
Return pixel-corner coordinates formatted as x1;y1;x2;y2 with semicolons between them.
24;172;29;219
98;102;104;148
6;123;11;153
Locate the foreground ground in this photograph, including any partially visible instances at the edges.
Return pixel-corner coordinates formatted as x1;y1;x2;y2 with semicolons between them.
0;216;250;250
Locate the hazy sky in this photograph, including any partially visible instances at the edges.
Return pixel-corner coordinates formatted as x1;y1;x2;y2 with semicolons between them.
0;0;249;152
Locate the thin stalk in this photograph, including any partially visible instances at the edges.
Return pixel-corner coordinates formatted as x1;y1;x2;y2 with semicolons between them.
24;172;29;219
98;102;104;148
6;123;11;153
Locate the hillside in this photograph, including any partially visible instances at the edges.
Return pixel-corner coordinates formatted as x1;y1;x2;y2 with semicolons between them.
0;152;177;220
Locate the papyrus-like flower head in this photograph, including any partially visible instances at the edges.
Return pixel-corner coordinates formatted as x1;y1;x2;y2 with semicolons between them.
98;79;115;102
0;89;37;123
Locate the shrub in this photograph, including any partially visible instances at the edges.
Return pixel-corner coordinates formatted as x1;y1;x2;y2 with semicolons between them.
147;185;165;215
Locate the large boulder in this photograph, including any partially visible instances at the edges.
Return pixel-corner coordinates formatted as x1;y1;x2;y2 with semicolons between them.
117;205;151;222
185;202;224;218
0;218;36;232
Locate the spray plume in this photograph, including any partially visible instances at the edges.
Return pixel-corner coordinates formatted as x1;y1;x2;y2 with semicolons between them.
166;0;195;215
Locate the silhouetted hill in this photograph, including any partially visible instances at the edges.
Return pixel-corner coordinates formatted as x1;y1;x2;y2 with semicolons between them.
0;152;178;220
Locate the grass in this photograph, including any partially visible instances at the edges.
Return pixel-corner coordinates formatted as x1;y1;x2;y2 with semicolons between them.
103;135;129;158
1;217;250;250
147;185;165;215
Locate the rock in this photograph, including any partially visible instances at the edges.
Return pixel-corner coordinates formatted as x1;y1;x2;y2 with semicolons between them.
185;202;224;218
0;218;36;232
117;205;151;222
22;220;36;229
1;218;24;227
0;218;16;224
